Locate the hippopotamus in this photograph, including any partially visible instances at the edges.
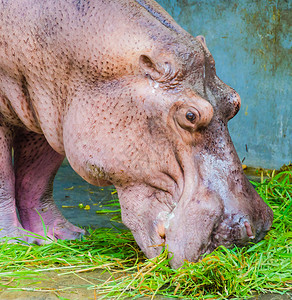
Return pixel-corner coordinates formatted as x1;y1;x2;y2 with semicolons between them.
0;0;273;268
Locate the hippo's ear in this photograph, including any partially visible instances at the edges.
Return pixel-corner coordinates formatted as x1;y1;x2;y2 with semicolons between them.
139;55;170;81
139;55;161;80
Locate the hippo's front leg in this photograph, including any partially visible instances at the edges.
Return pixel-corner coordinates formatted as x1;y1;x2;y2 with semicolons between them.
0;123;28;241
13;128;85;243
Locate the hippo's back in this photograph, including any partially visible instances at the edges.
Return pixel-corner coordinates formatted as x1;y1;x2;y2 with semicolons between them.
0;0;190;149
0;0;186;78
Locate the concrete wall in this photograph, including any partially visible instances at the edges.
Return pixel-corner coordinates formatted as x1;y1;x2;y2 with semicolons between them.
156;0;291;169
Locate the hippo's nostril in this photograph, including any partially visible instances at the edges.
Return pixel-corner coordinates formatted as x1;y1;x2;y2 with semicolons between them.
244;221;255;239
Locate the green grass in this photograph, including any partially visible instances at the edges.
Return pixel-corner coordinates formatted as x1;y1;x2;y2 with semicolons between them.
0;170;291;299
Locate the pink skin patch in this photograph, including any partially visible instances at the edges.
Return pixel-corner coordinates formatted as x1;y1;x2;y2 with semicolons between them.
244;221;255;239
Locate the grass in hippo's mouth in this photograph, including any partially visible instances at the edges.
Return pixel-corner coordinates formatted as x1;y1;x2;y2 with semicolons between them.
0;171;291;299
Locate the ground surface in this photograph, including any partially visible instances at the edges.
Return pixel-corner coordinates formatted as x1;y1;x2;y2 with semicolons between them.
1;272;291;300
1;274;291;300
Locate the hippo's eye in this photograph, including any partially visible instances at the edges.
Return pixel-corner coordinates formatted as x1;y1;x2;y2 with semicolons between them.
175;107;200;132
186;111;196;123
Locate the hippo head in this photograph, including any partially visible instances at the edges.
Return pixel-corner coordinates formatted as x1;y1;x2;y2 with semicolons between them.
63;35;273;268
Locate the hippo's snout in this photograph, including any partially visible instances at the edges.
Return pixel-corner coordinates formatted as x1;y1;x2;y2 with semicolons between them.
158;164;274;269
209;206;273;252
206;174;273;253
252;201;274;242
163;198;273;269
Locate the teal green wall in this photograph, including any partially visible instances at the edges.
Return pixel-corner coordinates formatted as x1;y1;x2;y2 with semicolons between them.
157;0;291;169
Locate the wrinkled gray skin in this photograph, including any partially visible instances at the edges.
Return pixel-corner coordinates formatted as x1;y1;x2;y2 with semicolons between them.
0;0;273;268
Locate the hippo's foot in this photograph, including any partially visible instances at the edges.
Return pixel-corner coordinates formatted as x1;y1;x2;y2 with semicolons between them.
0;220;29;243
0;125;31;243
18;202;85;244
0;205;36;243
13;129;85;244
